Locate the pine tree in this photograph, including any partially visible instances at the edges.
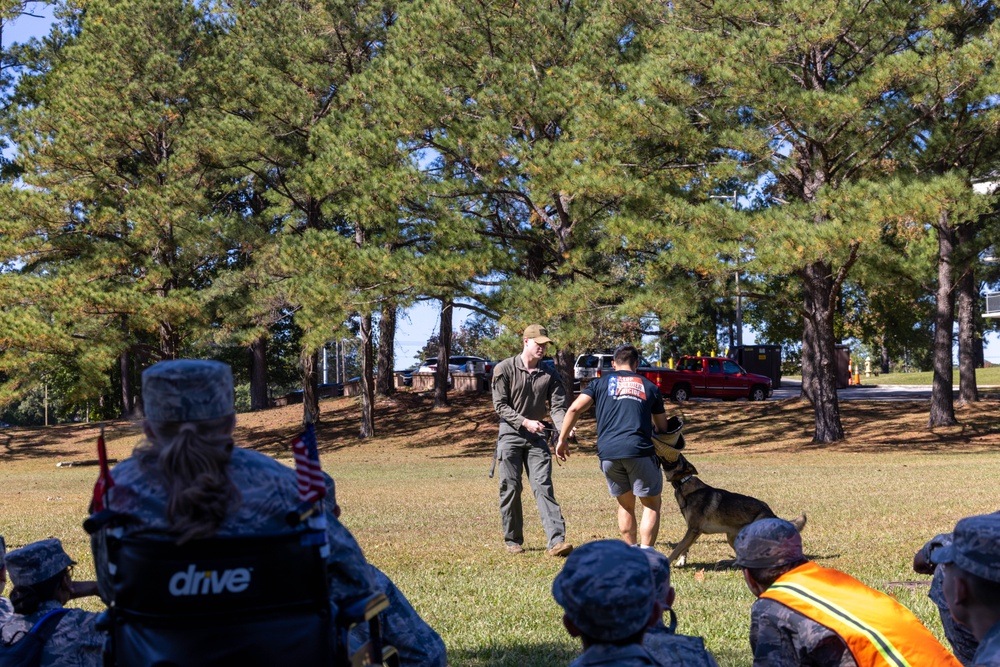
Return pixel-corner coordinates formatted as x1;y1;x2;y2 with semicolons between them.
0;0;232;414
667;0;968;441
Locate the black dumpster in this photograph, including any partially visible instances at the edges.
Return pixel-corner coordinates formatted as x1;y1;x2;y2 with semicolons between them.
732;345;783;389
834;344;851;389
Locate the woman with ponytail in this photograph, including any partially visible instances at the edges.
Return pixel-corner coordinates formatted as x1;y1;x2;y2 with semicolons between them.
90;359;375;609
0;539;102;667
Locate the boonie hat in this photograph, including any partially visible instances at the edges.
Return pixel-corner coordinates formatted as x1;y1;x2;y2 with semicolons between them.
552;540;654;642
523;324;553;345
931;512;1000;583
734;518;804;569
5;538;75;587
142;359;235;423
643;549;671;604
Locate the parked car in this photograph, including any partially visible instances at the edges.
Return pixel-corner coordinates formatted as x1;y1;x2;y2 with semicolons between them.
574;353;653;379
637;356;773;402
418;356;491;374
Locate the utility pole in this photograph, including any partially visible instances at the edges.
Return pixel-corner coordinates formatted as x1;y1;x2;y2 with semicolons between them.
710;191;741;347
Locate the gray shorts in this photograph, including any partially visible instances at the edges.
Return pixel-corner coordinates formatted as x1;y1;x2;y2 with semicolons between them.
600;455;663;498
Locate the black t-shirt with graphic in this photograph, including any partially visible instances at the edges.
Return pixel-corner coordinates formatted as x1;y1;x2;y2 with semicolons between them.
582;371;665;460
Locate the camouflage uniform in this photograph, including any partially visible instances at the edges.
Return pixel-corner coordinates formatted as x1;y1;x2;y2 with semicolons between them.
748;596;856;667
735;520;856;667
930;513;1000;667
0;600;103;667
0;534;10;623
553;540;662;666
92;360;375;613
919;531;978;665
1;539;103;667
350;566;447;667
569;642;662;666
641;550;719;667
98;447;375;604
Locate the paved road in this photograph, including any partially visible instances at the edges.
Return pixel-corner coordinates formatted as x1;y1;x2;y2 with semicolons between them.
772;379;931;401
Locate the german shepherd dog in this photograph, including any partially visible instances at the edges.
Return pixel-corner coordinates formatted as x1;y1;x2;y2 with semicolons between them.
661;453;807;566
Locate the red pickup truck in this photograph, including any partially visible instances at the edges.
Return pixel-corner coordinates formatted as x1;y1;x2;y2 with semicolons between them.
634;356;773;402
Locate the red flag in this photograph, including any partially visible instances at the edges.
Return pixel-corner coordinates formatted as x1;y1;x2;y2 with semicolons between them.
91;424;115;512
291;423;325;504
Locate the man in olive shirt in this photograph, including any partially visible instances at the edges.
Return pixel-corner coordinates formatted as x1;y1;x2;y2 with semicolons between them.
492;324;573;557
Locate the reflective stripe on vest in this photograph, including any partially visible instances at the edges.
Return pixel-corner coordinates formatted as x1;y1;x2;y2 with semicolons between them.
761;562;962;667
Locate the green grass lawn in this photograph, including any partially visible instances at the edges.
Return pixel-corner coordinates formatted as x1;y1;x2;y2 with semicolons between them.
1;403;998;667
872;365;1000;386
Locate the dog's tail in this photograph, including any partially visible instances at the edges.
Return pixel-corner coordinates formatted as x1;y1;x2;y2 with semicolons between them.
788;512;807;532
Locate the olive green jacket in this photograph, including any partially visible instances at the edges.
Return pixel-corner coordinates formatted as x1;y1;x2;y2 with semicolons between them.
491;355;568;446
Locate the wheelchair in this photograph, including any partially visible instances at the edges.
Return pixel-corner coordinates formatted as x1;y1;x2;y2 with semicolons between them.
88;523;398;667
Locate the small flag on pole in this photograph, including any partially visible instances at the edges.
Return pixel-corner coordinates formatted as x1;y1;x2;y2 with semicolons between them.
291;423;329;557
91;424;114;512
292;423;326;504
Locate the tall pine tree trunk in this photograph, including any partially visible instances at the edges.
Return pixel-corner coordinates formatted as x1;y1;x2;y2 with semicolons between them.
302;350;320;425
434;300;453;408
556;348;575;399
249;335;269;411
956;224;978;404
929;215;957;426
799;261;844;442
359;313;376;438
119;348;134;419
376;302;397;397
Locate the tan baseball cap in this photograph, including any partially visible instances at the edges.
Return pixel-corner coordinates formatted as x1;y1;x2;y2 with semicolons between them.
523;324;553;344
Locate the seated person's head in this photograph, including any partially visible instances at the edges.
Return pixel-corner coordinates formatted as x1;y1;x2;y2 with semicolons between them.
5;539;76;614
552;540;657;647
139;359;240;543
643;549;675;612
613;345;640;371
932;513;1000;639
734;518;808;596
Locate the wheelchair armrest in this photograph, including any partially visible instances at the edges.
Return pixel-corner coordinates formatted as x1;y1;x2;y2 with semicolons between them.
338;592;389;626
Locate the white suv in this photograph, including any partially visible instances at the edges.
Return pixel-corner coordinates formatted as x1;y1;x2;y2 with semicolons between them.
573;354;615;379
574;353;653;379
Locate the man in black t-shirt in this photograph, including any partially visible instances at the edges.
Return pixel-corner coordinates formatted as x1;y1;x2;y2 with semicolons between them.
557;345;668;548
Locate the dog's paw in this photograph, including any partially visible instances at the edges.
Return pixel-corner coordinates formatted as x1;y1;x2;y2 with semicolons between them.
675;554;687;568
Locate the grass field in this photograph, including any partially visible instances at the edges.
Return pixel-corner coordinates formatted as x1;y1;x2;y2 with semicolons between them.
2;391;999;666
834;365;1000;386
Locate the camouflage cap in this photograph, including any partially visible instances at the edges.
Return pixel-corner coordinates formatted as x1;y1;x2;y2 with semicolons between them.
552;540;654;642
931;513;1000;583
523;324;553;345
642;549;672;605
5;538;75;587
734;518;804;569
142;359;235;423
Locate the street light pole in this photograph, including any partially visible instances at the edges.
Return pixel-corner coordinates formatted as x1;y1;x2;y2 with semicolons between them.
710;191;742;348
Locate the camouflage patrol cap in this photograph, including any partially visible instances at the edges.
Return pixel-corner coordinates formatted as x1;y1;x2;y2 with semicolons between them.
931;513;1000;583
734;518;804;569
643;549;672;604
142;359;235;423
552;540;654;642
4;538;75;587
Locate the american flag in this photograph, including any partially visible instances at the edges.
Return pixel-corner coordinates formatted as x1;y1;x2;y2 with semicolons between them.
91;424;114;512
292;423;326;504
291;423;329;557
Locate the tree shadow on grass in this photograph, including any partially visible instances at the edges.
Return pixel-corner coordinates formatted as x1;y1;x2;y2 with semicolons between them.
680;398;1000;454
446;640;578;667
0;421;133;463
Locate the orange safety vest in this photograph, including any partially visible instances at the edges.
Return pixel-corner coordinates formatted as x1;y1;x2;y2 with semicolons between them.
760;561;962;667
